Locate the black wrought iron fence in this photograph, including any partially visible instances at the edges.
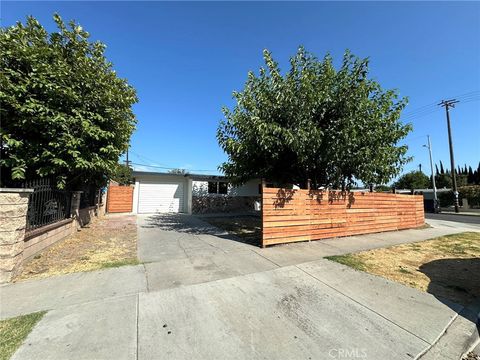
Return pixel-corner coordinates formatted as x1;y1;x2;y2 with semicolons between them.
23;178;72;232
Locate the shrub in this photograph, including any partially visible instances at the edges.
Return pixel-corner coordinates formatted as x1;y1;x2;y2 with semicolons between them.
437;185;480;208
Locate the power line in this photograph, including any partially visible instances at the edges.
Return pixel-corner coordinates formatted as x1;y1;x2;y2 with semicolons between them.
402;95;479;120
401;90;479;121
129;150;169;167
131;162;218;173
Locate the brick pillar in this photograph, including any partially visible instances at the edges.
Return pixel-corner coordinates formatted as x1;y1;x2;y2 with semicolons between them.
0;188;33;284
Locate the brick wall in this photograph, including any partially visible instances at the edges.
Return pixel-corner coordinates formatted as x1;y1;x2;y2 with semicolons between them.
0;189;32;283
23;219;75;260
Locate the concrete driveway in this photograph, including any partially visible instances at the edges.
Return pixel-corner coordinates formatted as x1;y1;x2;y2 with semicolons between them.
2;214;477;360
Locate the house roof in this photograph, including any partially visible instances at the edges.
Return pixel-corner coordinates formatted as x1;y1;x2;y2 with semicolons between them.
132;170;227;181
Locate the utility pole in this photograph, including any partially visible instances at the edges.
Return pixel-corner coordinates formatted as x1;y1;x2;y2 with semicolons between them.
423;135;438;212
418;164;422;173
125;146;131;169
439;99;460;213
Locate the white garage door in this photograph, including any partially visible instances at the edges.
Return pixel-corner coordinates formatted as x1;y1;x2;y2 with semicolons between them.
138;181;184;213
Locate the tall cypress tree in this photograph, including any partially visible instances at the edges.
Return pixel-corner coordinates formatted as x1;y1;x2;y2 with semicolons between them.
468;166;474;184
476;162;480;184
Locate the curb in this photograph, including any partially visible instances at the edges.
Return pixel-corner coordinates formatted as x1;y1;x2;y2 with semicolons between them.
439;212;480;218
419;303;480;360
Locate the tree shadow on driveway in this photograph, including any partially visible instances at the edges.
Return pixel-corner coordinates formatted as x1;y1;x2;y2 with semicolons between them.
139;213;260;247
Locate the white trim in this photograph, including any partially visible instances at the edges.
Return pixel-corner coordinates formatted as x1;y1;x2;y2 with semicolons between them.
132;180;140;214
186;178;192;214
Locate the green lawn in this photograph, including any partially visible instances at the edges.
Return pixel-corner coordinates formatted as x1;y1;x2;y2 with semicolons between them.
0;312;46;360
324;254;369;272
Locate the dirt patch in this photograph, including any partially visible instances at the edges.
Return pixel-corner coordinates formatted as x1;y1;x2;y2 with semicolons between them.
201;215;261;245
15;215;138;282
327;232;480;306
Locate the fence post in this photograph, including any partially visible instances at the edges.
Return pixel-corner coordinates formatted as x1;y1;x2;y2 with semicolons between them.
70;191;83;226
0;188;33;283
261;179;266;248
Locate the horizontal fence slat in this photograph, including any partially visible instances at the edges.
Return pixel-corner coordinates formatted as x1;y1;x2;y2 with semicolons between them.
262;187;424;246
107;186;134;213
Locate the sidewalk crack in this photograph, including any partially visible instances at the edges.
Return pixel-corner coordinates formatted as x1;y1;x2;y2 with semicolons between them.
143;263;150;292
296;264;432;346
252;250;281;268
135;293;140;360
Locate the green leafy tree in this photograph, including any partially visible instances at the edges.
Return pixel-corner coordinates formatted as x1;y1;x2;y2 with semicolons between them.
435;171;468;188
435;173;452;188
217;47;412;189
374;184;392;192
0;15;137;188
111;163;133;185
168;168;189;175
393;171;430;189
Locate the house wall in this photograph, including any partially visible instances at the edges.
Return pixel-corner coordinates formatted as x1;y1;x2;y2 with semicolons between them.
192;179;260;197
191;179;261;214
131;173;261;214
192;196;260;214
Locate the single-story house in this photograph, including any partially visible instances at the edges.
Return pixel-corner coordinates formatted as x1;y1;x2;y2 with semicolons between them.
395;188;452;212
131;170;261;214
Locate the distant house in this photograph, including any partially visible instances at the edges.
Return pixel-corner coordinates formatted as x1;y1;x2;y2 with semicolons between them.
131;170;260;214
395;188;452;212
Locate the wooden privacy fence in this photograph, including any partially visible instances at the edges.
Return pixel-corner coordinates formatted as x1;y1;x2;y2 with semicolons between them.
262;187;424;247
106;185;134;213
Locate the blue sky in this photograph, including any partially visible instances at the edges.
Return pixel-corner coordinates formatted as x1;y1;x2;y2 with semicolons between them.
2;1;480;182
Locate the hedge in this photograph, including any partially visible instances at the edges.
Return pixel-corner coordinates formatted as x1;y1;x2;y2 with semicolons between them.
437;185;480;208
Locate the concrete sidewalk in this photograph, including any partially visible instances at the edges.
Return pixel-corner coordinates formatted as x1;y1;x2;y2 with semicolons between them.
2;215;477;318
7;260;465;360
1;214;478;359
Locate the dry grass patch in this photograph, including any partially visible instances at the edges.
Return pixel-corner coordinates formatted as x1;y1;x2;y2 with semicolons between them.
15;215;138;282
326;232;480;306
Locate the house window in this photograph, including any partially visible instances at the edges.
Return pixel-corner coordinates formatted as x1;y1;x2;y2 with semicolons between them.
208;182;217;194
218;182;228;194
208;181;229;195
